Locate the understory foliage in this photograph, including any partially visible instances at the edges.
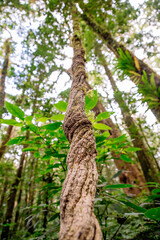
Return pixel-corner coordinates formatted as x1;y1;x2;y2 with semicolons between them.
0;0;160;240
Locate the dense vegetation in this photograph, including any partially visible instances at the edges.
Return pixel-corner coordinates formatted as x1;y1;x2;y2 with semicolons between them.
0;0;160;239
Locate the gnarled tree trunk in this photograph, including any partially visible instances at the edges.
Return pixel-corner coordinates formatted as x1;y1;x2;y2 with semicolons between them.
59;5;102;240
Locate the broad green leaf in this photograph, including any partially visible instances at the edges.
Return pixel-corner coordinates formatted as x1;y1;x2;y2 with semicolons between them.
125;147;141;152
0;119;22;126
145;207;160;220
35;114;42;119
7;136;25;145
95;135;106;143
105;184;133;189
112;134;127;143
37;117;48;122
25;116;33;124
152;189;160;195
28;123;39;133
120;200;146;213
54;101;67;112
5;101;24;120
120;154;133;163
85;90;97;111
23;147;38;152
42;122;62;131
95;111;111;122
103;131;110;138
93;123;111;130
34;152;40;158
50;114;65;121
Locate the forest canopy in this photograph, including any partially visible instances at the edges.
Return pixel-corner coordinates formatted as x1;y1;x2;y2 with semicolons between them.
0;0;160;239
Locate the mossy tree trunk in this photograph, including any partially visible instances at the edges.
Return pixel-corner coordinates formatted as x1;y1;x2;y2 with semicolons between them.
0;38;10;118
59;5;102;240
80;12;160;122
94;45;159;185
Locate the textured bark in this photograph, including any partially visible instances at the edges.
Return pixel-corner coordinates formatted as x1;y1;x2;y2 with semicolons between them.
94;45;159;185
0;125;13;161
80;12;160;122
0;38;10;118
84;80;146;195
59;5;102;240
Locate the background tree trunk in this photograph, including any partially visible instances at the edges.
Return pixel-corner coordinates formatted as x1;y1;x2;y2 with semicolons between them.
0;38;10;118
84;80;146;195
94;44;160;186
80;12;160;122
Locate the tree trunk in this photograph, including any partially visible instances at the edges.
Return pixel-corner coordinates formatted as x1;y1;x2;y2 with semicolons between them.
0;176;8;220
25;156;35;234
1;151;26;240
80;12;160;122
0;38;10;118
94;45;159;185
59;5;102;240
43;173;52;231
84;80;146;195
13;180;23;234
0;125;13;161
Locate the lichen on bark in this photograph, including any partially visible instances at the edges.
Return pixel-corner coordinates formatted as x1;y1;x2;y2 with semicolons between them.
59;5;102;240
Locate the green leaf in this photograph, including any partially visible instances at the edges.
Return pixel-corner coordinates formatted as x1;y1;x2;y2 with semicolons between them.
25;116;33;124
125;147;141;152
120;200;146;213
42;122;62;131
145;207;160;220
120;154;133;163
54;101;67;112
48;213;59;222
152;189;160;195
103;131;110;138
52;163;62;168
105;184;133;189
95;135;106;143
150;73;156;88
37;117;48;123
0;119;23;126
28;124;39;133
95;111;111;122
50;114;65;121
5;101;24;120
93;123;111;130
112;170;123;179
22;147;38;152
7;136;25;145
85;90;97;110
